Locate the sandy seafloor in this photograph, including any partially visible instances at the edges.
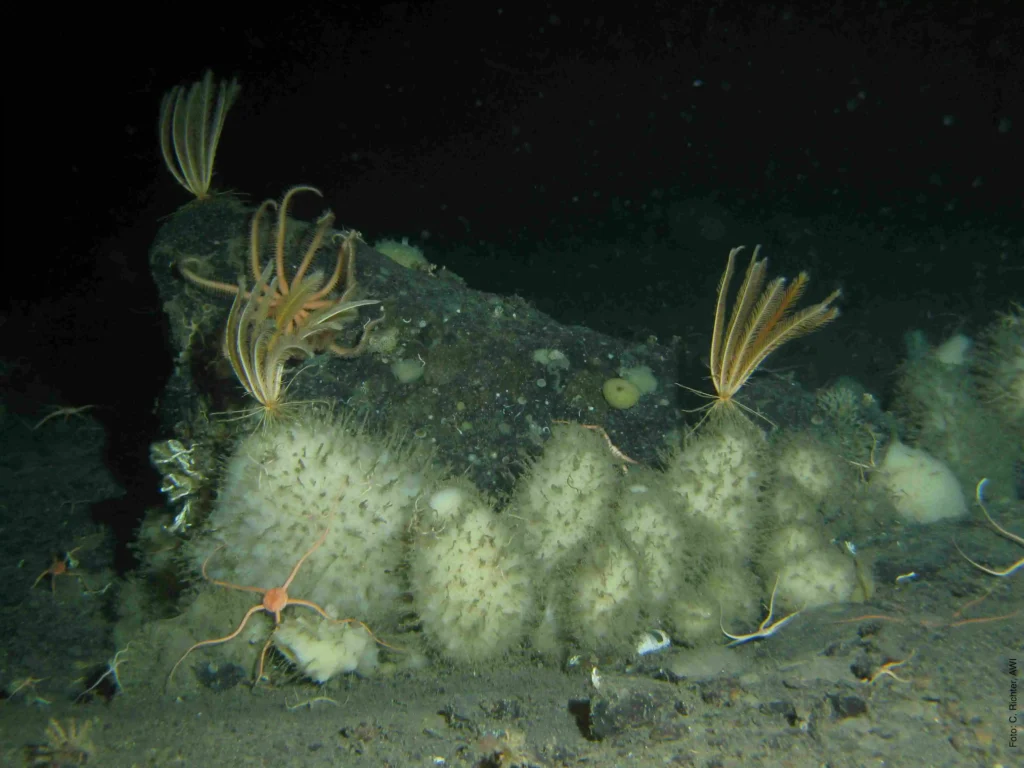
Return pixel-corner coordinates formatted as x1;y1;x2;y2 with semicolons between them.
1;398;1020;768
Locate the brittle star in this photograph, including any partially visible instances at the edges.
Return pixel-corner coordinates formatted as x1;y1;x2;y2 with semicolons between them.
953;478;1023;577
32;405;98;429
721;574;802;647
167;527;384;689
76;644;131;701
862;651;915;685
551;420;638;465
32;547;89;595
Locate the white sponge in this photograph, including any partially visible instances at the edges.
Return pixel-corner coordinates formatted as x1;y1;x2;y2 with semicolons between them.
273;615;378;683
411;485;534;662
664;424;764;561
617;475;687;610
776;438;844;503
192;415;433;628
513;424;619;570
775;549;857;611
873;438;967;523
616;472;719;611
569;538;640;652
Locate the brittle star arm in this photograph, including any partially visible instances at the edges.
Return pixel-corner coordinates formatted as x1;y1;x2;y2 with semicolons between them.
167;604;266;685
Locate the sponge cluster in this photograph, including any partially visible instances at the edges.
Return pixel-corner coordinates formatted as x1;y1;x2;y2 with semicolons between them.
183;416;887;678
491;423;861;657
